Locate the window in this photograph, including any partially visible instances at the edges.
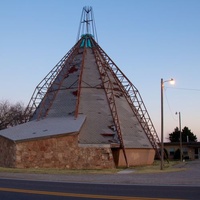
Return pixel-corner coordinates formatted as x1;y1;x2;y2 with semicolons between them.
169;148;175;156
183;148;188;155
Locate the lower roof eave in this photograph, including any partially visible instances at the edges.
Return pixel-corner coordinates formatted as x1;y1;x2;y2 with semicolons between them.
14;132;78;143
78;143;112;148
110;143;121;148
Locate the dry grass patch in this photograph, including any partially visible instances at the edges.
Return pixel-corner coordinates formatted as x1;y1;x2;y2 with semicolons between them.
130;160;186;173
0;167;120;175
0;161;186;175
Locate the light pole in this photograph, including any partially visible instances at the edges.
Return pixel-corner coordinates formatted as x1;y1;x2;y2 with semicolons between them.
160;78;175;170
176;112;182;162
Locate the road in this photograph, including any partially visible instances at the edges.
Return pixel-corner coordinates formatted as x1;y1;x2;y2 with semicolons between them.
0;178;199;200
0;160;200;199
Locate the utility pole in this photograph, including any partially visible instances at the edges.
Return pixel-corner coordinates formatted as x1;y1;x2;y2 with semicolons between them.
161;78;175;170
178;112;182;161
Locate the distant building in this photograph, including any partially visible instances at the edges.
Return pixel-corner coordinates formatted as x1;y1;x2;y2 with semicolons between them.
164;142;200;160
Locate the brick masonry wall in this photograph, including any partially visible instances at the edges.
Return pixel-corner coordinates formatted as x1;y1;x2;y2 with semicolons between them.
15;135;115;169
0;136;16;167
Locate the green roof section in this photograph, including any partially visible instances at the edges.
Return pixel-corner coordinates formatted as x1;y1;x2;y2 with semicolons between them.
80;34;93;48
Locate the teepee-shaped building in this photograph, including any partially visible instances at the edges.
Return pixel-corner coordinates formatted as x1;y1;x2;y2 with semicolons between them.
0;7;160;169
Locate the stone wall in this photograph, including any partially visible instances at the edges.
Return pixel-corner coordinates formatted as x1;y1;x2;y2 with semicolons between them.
0;136;15;167
15;135;115;169
0;134;157;169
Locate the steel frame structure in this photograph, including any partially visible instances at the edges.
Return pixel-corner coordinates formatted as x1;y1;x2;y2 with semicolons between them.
92;44;129;167
24;6;160;166
77;6;98;42
74;47;87;118
24;40;82;121
91;38;161;158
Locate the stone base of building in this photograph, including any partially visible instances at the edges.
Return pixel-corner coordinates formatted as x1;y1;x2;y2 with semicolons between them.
0;135;115;169
0;135;155;169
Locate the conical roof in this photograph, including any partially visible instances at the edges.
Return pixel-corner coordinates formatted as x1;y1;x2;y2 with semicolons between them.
28;34;152;148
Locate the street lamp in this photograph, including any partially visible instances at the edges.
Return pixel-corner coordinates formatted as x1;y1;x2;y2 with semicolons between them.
160;78;175;170
176;112;182;162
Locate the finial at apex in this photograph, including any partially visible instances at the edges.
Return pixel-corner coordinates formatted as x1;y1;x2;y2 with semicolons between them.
77;6;98;43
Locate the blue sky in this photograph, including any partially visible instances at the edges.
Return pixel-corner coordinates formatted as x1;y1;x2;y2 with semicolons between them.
1;0;200;141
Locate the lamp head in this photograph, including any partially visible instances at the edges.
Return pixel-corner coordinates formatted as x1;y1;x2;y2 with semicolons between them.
170;79;175;85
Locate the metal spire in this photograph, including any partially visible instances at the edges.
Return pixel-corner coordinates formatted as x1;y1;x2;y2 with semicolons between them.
77;6;98;42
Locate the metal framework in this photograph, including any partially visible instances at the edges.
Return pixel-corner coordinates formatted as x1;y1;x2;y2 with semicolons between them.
92;44;129;167
25;6;99;121
77;6;98;42
91;37;161;158
24;40;82;121
74;47;87;118
24;6;160;164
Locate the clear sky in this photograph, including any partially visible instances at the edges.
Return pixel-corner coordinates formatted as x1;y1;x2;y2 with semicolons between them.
1;0;200;142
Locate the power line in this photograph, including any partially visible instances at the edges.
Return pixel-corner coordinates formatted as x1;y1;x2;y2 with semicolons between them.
166;86;200;92
164;88;177;121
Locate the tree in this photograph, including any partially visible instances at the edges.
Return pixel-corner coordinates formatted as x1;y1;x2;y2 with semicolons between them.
0;100;28;130
169;126;197;142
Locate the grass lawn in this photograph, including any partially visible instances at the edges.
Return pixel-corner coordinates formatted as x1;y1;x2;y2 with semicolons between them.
130;160;186;173
0;160;186;175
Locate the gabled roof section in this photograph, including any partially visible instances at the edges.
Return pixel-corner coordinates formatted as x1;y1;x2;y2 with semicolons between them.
0;115;86;142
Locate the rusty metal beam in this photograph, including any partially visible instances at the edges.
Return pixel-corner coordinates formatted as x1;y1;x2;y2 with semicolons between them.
91;38;161;158
74;47;87;118
24;39;82;121
92;45;129;167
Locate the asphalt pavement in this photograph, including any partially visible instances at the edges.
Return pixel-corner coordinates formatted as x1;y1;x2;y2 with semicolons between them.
0;160;200;186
